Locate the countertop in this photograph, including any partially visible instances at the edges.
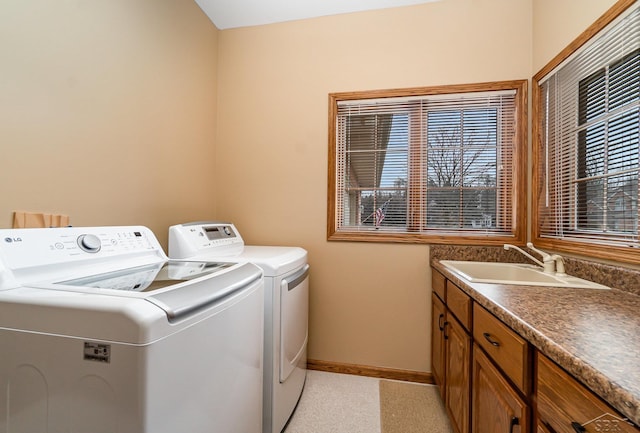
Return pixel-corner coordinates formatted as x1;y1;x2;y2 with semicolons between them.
432;259;640;427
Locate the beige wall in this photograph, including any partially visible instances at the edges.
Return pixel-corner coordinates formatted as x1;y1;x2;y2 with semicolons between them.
532;0;618;73
216;0;532;372
0;0;218;247
0;0;619;375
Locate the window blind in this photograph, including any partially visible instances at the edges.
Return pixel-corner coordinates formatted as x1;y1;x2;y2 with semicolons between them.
538;4;640;248
332;87;520;238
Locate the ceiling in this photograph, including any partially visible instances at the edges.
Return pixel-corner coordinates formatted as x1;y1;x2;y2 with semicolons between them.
195;0;441;30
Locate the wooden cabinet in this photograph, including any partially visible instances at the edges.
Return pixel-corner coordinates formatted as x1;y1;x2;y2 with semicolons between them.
473;303;529;393
431;266;638;433
448;280;472;330
536;422;553;433
446;314;472;433
472;304;530;433
433;268;446;300
432;269;530;433
536;353;640;433
472;345;529;433
431;292;446;398
432;268;532;433
431;270;471;433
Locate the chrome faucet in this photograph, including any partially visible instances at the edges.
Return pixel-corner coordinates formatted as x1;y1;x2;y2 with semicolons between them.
503;243;556;274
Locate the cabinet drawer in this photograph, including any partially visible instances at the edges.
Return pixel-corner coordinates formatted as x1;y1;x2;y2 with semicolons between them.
432;269;446;301
537;353;639;433
447;280;471;331
473;304;529;393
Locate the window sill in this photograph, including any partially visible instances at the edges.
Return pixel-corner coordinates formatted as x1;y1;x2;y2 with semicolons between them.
328;229;524;245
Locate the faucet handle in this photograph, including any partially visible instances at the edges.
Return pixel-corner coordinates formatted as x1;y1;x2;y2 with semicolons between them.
526;242;556;273
526;242;552;261
551;255;566;276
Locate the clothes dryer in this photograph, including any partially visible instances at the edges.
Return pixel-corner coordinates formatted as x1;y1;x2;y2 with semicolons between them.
0;226;264;433
169;222;309;433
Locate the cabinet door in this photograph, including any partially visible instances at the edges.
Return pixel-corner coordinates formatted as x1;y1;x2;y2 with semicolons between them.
472;345;529;433
536;422;553;433
537;353;640;433
445;315;471;433
432;293;446;399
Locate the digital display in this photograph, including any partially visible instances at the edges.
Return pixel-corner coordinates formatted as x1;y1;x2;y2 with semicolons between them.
204;226;235;241
204;227;223;240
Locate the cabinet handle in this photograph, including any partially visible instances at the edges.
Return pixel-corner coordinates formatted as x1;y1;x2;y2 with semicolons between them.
438;314;445;331
443;321;449;340
509;416;519;433
571;422;586;432
483;332;501;347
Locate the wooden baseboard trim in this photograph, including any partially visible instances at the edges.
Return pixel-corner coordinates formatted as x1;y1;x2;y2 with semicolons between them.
307;359;434;384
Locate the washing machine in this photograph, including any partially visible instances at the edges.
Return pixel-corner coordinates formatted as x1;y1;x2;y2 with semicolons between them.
0;225;264;433
168;222;309;433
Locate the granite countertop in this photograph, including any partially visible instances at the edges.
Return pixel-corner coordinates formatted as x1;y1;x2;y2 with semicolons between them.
431;259;640;427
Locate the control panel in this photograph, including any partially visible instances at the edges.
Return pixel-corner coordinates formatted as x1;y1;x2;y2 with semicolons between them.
0;226;162;273
168;222;244;259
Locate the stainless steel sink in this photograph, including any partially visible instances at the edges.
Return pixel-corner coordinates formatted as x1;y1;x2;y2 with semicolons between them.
440;260;609;289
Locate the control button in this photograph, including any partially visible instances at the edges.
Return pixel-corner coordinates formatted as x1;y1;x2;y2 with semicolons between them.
77;234;102;253
54;242;64;250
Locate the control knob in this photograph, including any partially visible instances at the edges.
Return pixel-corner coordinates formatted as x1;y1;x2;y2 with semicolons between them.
77;234;102;253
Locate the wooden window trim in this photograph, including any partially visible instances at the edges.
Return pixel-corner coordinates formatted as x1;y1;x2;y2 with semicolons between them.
327;80;528;245
532;0;640;264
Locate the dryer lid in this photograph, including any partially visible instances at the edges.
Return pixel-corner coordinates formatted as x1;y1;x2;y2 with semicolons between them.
234;246;307;276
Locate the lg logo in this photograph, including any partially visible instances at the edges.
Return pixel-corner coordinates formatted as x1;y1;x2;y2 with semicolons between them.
3;237;22;243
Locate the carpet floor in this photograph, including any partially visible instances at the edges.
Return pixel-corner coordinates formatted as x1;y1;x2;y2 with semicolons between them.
379;380;453;433
283;370;452;433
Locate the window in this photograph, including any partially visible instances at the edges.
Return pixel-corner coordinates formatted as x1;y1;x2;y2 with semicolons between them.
533;2;640;263
327;81;527;244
